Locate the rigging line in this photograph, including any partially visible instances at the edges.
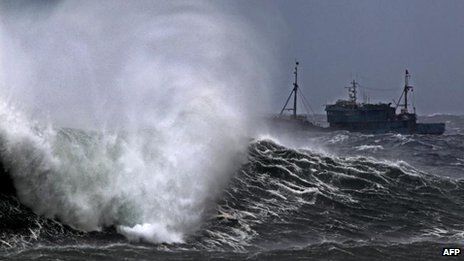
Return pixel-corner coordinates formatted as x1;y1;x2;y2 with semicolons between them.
301;98;315;122
357;84;397;91
304;98;316;118
296;91;308;115
299;91;315;115
296;90;309;114
395;91;404;109
299;91;317;122
306;99;316;123
279;89;294;115
300;96;312;116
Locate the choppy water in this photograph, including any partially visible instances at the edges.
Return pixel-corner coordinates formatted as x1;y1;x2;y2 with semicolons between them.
1;114;463;260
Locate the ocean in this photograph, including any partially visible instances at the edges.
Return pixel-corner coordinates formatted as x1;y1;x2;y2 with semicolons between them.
0;114;463;260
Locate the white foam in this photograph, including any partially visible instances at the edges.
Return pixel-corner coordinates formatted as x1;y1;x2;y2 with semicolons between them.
355;145;384;151
0;0;280;244
117;223;183;244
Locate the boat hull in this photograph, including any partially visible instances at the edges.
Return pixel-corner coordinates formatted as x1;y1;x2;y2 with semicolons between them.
328;122;445;135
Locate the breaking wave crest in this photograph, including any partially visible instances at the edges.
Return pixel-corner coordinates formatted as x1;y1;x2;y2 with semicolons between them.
0;100;247;243
0;0;277;244
1;128;464;253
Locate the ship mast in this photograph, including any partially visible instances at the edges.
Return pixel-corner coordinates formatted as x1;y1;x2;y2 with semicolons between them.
293;61;299;118
346;79;358;103
280;61;300;118
396;69;413;114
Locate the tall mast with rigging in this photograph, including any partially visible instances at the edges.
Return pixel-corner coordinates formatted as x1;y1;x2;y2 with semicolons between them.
396;69;413;114
293;61;299;118
280;61;300;118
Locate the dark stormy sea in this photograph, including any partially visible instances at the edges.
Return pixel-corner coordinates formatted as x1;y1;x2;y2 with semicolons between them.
1;114;463;260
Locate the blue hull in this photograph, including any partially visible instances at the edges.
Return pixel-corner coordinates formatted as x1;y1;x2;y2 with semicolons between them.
328;122;445;135
325;102;445;135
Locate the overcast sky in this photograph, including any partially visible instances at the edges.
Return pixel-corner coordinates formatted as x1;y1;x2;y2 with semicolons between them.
267;0;464;115
1;0;463;122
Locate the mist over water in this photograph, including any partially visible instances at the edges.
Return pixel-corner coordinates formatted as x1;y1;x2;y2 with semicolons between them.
0;0;278;243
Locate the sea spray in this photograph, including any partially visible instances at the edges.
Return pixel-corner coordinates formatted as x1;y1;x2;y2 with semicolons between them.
0;0;279;243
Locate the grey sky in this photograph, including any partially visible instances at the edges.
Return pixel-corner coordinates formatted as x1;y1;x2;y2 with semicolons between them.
268;0;464;115
1;0;463;127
